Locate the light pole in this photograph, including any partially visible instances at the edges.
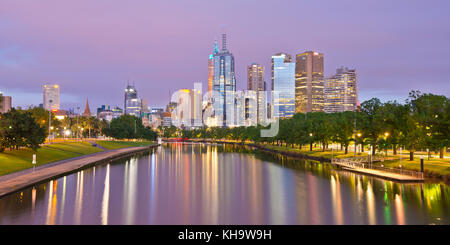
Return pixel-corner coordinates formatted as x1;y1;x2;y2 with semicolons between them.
48;99;52;144
76;107;80;140
354;114;357;158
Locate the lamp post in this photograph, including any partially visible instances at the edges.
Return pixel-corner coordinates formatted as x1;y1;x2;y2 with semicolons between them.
76;106;80;140
384;132;389;156
48;99;52;144
354;114;357;158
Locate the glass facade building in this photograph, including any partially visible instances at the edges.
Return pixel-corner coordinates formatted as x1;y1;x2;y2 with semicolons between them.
295;51;324;113
124;84;142;117
43;84;60;111
324;67;358;113
247;63;267;125
208;41;219;93
212;33;236;127
271;53;295;118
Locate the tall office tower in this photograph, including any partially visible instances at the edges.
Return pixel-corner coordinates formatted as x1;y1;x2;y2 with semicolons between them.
324;67;358;113
124;84;142;117
247;63;265;91
172;88;203;128
212;33;237;127
208;41;219;92
43;84;60;111
271;53;296;118
247;63;267;124
235;90;258;127
83;98;92;117
0;92;12;113
295;51;324;113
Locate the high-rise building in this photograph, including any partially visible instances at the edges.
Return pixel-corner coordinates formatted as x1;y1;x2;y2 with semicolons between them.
43;84;60;111
271;53;295;118
212;33;236;127
124;84;142;117
324;67;358;113
172;88;202;128
208;41;219;92
235;90;258;127
0;92;12;114
247;63;265;91
112;106;123;118
295;51;324;113
247;63;268;124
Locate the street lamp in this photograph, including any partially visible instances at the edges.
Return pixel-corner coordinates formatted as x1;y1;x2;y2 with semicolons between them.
48;99;53;144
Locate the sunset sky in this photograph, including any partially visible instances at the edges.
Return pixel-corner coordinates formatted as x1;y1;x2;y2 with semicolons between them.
1;0;449;110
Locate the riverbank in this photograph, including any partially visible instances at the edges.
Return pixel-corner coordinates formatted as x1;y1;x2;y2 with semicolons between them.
0;140;154;176
186;139;448;182
0;143;158;198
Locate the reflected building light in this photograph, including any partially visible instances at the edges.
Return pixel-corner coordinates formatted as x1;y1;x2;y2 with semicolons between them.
31;187;36;217
101;164;110;225
330;175;343;225
394;194;405;225
45;180;58;225
366;181;376;225
74;171;84;225
59;176;66;224
124;158;138;225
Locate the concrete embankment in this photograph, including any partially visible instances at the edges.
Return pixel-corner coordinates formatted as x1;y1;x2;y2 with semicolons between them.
0;144;159;198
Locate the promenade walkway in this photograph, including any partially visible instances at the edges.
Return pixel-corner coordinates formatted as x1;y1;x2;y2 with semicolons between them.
332;158;424;182
0;145;156;198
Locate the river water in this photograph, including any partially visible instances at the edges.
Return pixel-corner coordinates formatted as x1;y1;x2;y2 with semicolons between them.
0;143;448;225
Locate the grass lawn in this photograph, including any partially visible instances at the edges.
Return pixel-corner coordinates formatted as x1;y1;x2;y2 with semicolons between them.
262;144;368;159
380;157;450;177
96;140;154;150
0;141;103;176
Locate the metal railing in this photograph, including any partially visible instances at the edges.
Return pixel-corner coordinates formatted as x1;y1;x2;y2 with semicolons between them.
332;158;424;179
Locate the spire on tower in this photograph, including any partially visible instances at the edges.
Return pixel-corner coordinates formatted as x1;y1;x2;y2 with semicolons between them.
83;98;91;117
221;33;227;51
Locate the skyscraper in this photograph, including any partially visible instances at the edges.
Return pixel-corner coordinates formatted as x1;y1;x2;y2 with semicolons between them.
247;63;265;91
208;41;219;92
43;84;60;111
324;67;358;113
271;53;295;118
0;92;12;114
124;84;142;117
212;33;236;127
247;63;267;124
295;51;324;113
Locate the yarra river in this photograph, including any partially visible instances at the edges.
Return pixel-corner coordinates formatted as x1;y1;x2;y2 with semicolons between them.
0;143;448;225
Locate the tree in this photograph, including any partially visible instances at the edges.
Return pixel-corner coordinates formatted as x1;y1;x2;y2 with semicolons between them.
104;114;157;140
409;91;449;159
359;98;384;155
333;111;355;154
0;109;46;151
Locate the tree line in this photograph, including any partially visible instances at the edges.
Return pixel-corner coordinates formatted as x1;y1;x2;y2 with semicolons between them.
0;107;157;152
182;91;449;160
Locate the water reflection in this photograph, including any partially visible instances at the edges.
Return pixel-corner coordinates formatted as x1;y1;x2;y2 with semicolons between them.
0;143;448;225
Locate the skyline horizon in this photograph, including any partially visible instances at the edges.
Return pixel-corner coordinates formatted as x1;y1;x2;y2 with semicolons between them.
1;0;449;111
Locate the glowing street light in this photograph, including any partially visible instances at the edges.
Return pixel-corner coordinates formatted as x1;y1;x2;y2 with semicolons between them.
384;132;389;137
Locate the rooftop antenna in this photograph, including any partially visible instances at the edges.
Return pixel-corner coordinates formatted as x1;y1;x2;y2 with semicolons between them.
222;33;227;51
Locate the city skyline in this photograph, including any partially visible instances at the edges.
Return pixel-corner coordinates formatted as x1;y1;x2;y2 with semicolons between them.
1;0;449;111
